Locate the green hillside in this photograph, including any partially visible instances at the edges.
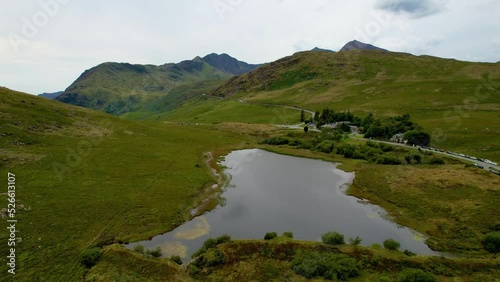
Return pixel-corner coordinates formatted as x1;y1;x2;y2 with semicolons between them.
0;87;248;280
209;50;500;161
56;58;231;115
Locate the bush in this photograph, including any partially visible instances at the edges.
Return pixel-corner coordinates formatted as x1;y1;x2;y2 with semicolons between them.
349;236;362;246
403;250;416;257
263;137;289;145
376;153;403;165
291;250;360;280
203;249;225;267
398;268;436;282
317;140;335;153
383;239;401;251
405;151;423;164
133;244;144;254
322;232;345;245
264;232;278;240
282;232;294;239
192;235;231;258
80;248;103;268
171;255;183;265
145;246;162;258
483;231;500;253
428;156;445;165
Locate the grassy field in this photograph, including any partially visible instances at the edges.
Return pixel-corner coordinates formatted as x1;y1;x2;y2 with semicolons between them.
159;96;302;125
0;88;251;280
348;163;500;253
2;83;499;281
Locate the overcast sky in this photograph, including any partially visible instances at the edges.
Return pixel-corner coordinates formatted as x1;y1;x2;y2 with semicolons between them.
1;0;499;95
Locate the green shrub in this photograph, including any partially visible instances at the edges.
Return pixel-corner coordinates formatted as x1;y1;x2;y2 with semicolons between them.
291;250;360;280
289;139;302;146
214;234;231;245
371;243;382;249
145;246;162;258
133;244;144;254
263;137;289;145
80;248;103;268
398;268;436;282
203;249;225;267
405;151;423;164
428;156;445;165
322;231;345;245
170;255;183;265
282;231;294;238
403;250;416;257
317;140;335;153
264;232;278;240
383;239;401;251
376;153;403;165
483;231;500;253
349;236;362;246
192;235;231;258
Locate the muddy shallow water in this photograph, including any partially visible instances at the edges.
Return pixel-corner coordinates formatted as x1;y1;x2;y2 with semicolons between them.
125;149;436;260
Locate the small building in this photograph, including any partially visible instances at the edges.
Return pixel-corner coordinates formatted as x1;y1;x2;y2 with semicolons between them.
390;133;407;144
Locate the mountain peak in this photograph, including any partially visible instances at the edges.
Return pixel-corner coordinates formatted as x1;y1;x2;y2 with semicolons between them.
340;40;388;52
311;47;335;53
201;53;262;75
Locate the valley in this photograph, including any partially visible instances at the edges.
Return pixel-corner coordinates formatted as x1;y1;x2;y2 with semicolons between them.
1;43;499;281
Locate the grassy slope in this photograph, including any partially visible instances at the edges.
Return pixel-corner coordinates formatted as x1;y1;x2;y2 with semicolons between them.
57;60;231;115
211;50;500;162
0;88;247;281
160;96;302;125
89;238;497;282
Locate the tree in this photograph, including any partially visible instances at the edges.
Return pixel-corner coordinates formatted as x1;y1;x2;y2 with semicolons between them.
300;109;305;122
80;248;103;268
264;232;278;240
383;239;400;251
322;232;345;245
404;130;431;146
349;236;362;246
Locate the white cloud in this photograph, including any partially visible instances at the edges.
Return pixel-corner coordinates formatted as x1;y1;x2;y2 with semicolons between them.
0;0;499;94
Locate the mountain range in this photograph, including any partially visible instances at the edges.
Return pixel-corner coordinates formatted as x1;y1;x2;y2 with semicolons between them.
56;53;261;115
38;91;63;99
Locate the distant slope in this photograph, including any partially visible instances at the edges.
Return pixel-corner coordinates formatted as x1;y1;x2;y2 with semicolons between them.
311;47;335;52
202;53;262;75
208;50;500;161
38;91;63;99
56;54;261;115
56;58;230;115
340;40;388;52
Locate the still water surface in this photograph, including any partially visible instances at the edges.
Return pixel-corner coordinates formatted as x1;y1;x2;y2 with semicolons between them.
126;149;436;259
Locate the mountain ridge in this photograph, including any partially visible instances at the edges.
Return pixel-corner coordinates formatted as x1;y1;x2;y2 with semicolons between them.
38;91;63;99
56;53;260;115
340;40;389;52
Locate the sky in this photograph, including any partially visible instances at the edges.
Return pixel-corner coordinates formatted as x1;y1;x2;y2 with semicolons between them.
1;0;499;95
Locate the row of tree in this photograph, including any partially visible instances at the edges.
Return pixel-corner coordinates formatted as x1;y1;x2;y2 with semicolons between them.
306;108;431;146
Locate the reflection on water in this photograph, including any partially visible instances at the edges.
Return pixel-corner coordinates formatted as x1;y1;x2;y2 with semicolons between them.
125;149;437;260
173;217;210;240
